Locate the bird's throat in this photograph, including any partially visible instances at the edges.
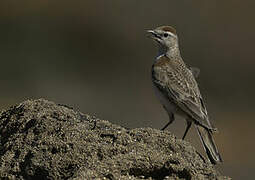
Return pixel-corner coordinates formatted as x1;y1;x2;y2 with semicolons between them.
156;44;180;60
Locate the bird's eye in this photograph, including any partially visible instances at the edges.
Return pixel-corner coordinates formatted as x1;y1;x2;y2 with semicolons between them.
163;33;168;37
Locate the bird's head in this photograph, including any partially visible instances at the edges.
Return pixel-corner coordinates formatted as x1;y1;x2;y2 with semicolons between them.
147;26;178;49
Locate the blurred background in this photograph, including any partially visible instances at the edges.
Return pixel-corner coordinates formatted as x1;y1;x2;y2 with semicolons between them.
0;0;254;178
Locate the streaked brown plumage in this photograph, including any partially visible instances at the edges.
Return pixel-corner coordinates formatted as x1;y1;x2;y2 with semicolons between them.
147;25;222;164
153;55;211;129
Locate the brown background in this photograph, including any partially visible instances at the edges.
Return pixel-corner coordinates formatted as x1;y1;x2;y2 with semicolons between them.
0;1;254;179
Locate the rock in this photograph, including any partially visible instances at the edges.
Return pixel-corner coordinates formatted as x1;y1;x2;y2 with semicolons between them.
0;99;230;179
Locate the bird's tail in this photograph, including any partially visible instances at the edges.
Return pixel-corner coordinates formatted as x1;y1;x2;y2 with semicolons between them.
195;125;223;164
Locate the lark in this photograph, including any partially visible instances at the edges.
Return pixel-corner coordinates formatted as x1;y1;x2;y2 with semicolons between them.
147;25;222;164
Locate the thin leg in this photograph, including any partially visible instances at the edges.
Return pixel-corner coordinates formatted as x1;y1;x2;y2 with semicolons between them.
161;113;174;131
182;121;192;140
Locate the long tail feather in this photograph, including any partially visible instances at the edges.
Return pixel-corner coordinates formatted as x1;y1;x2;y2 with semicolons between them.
195;125;223;164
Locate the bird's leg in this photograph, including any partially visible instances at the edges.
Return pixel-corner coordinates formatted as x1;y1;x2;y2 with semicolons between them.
161;113;174;131
182;121;192;140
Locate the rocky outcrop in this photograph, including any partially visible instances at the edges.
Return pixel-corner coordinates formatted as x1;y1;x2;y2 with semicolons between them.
0;99;230;179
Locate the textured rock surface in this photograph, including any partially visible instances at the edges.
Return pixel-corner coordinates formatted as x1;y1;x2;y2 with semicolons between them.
0;99;230;179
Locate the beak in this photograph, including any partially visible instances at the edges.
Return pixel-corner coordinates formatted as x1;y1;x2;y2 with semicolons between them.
146;30;161;40
146;30;155;34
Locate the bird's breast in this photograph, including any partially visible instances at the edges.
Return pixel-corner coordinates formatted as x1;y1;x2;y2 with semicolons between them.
152;83;177;113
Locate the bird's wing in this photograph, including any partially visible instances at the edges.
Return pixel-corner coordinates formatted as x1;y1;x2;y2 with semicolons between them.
152;56;214;129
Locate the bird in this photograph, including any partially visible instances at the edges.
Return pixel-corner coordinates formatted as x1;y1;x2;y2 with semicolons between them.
147;25;222;164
